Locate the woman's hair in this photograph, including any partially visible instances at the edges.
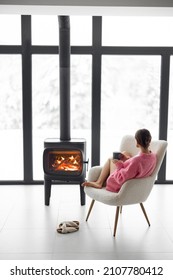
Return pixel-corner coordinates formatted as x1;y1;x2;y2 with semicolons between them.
135;129;152;149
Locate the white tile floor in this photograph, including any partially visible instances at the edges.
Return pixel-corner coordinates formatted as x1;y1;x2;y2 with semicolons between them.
0;183;173;260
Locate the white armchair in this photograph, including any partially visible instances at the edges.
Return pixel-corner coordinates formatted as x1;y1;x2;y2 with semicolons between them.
84;135;168;237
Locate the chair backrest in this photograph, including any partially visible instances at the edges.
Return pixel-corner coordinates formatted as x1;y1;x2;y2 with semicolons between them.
150;139;168;177
116;135;168;205
120;135;139;156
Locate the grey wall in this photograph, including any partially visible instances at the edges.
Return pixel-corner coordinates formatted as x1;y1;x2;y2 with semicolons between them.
0;0;173;7
1;0;173;15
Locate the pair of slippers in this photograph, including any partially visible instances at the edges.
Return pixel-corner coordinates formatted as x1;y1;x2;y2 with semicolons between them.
57;220;79;234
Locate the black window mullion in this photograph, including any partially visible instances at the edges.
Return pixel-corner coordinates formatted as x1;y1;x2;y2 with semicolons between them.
91;16;102;167
21;15;33;182
157;54;170;182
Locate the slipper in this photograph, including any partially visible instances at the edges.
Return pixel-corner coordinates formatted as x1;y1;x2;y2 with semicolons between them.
58;220;79;229
57;223;79;234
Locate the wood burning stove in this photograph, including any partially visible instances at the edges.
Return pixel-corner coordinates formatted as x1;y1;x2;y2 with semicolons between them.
43;16;88;206
43;138;88;206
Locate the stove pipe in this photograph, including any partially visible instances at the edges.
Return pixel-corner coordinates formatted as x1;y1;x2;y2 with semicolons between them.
58;16;71;141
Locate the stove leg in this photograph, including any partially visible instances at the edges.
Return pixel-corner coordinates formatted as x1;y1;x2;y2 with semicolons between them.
44;179;52;206
80;183;85;206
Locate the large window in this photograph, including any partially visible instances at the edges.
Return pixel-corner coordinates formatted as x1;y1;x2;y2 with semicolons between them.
32;15;92;46
71;55;92;162
102;16;173;46
0;15;21;45
101;55;161;163
32;54;92;180
32;16;59;45
71;16;92;45
0;55;23;179
32;55;59;180
0;15;172;183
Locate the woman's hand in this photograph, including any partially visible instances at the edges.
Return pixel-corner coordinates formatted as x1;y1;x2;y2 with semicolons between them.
112;159;122;164
121;151;132;161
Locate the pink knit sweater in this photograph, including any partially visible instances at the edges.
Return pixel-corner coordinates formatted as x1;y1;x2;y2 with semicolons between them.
106;152;157;193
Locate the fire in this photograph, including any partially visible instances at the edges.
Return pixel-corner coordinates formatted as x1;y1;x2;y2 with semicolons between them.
50;151;82;172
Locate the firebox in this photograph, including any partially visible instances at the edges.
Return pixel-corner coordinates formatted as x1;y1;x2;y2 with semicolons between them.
43;138;88;206
45;150;82;175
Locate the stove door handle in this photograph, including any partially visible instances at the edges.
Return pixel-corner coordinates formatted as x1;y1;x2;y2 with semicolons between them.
83;159;89;171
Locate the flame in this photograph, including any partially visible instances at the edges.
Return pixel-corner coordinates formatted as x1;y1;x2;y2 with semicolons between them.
50;151;82;172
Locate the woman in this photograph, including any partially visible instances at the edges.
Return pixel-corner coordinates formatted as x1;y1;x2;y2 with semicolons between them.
82;129;157;193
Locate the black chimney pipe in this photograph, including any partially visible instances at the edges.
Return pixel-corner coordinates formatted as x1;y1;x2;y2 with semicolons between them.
58;16;71;141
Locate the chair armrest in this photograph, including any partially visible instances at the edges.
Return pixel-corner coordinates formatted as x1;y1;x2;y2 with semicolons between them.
117;176;155;205
87;166;102;182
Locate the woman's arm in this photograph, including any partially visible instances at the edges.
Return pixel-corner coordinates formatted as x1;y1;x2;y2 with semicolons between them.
113;157;139;185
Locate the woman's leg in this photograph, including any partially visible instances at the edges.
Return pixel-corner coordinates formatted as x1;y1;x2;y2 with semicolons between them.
82;158;116;188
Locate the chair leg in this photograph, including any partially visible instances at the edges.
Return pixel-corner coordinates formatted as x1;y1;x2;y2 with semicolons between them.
140;203;150;226
86;199;95;221
120;206;123;213
113;206;120;237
